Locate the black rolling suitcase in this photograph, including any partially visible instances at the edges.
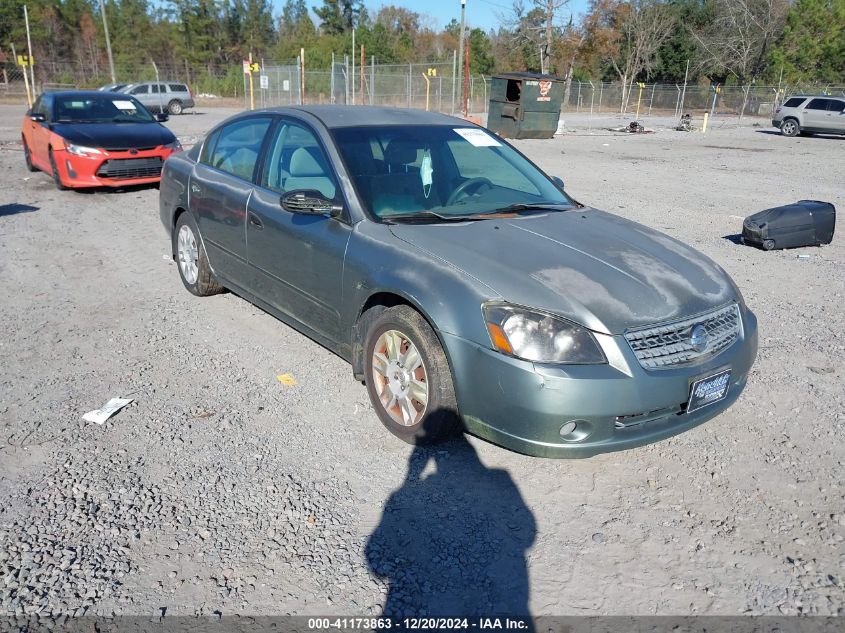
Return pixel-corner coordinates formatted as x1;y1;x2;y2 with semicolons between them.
742;200;836;250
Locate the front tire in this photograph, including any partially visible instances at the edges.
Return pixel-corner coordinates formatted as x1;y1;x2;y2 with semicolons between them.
762;239;776;251
48;149;68;190
780;119;799;137
363;306;461;445
22;137;37;172
168;100;183;115
173;213;224;296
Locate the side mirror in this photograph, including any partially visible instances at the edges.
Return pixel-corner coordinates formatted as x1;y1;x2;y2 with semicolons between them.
30;112;46;123
552;176;565;191
280;190;342;217
156;112;169;122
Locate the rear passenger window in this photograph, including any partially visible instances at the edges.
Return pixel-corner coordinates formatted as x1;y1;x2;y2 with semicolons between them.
806;98;829;110
783;97;805;108
828;99;845;112
209;117;272;181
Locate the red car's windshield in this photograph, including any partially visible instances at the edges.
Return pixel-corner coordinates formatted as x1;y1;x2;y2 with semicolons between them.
54;95;156;124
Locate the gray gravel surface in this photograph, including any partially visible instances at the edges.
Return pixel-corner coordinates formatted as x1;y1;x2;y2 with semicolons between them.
0;105;843;617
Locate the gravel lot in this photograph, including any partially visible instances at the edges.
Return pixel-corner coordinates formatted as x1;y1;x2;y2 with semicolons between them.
1;104;843;619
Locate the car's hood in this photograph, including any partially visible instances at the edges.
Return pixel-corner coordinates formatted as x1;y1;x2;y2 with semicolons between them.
389;209;738;335
52;122;175;150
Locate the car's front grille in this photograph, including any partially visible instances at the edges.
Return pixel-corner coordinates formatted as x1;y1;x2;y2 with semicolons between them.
96;157;163;180
624;303;741;370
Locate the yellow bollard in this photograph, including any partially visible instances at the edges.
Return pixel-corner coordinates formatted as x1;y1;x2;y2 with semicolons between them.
702;112;708;134
635;82;645;120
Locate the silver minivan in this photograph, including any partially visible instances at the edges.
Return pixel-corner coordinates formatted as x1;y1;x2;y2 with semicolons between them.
120;81;195;115
772;95;845;137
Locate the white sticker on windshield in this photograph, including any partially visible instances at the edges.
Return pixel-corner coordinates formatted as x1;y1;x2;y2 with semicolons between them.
112;100;137;110
453;127;501;147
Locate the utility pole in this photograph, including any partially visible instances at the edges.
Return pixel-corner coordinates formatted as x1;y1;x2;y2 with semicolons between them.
457;0;466;117
23;5;36;92
98;0;116;83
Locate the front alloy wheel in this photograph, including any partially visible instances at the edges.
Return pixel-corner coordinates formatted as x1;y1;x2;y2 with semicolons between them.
371;329;429;427
363;305;461;445
781;119;799;137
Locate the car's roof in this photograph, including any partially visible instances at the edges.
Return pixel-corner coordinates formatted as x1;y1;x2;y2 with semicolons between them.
42;90;128;97
252;105;471;129
787;94;844;99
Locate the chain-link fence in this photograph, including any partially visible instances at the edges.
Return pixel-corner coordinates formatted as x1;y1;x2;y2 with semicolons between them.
562;80;845;118
3;57;843;120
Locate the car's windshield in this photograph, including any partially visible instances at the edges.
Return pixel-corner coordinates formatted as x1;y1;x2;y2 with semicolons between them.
53;95;155;123
332;125;573;220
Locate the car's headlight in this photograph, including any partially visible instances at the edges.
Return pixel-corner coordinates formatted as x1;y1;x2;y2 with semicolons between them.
65;143;102;156
164;139;182;152
482;302;606;364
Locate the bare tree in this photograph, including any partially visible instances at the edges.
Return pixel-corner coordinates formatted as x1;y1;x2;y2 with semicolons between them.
584;0;676;112
505;0;570;73
691;0;788;118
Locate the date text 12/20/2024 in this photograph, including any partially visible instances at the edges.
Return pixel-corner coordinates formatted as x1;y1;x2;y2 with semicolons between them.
307;618;530;630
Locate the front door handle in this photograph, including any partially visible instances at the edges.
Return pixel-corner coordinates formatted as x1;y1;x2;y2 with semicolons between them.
248;213;263;229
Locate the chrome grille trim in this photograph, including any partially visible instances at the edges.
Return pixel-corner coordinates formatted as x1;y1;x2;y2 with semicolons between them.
624;303;741;370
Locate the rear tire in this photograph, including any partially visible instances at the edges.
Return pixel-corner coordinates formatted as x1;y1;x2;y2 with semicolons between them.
363;305;461;445
168;100;183;115
22;137;37;172
49;149;68;190
173;213;225;296
780;119;799;137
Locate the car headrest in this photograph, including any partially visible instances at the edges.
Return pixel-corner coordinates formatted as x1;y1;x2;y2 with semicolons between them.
384;140;419;166
289;147;325;177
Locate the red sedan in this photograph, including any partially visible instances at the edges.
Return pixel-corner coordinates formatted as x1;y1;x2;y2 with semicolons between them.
21;90;182;190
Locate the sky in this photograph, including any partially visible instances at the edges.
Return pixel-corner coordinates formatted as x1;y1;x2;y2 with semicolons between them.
367;0;591;31
276;0;591;34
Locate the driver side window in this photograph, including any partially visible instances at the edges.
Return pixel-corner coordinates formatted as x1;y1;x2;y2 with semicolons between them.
261;121;337;199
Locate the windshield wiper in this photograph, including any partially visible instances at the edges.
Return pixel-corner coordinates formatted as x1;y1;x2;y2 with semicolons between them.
484;202;572;216
383;210;482;224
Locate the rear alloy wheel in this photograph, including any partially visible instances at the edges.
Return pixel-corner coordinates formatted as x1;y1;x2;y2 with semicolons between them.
780;119;799;137
22;138;37;172
48;149;68;190
363;305;461;445
173;213;224;296
168;99;183;115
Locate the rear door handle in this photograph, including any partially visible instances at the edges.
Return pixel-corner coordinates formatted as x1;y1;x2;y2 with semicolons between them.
248;213;263;229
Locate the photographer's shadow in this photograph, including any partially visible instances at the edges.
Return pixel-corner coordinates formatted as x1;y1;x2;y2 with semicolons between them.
365;432;536;617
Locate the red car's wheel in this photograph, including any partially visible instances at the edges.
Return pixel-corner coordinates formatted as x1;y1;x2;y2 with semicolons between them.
48;149;69;190
22;137;37;172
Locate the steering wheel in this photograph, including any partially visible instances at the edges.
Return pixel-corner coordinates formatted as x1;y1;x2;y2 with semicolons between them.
446;177;494;205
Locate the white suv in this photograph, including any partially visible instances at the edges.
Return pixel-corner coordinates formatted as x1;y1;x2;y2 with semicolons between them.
772;95;845;137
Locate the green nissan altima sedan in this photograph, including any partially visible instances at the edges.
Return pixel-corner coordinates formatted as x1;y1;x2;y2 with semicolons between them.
159;106;758;458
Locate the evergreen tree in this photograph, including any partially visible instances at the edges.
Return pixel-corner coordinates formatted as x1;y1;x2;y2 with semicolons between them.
770;0;845;83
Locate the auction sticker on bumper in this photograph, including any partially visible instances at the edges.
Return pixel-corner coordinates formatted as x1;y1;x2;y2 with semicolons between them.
687;369;731;413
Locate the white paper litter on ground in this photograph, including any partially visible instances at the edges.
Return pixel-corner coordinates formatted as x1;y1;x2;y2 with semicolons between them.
83;398;134;425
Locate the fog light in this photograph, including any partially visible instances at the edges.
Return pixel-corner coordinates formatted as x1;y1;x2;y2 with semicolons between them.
559;421;577;437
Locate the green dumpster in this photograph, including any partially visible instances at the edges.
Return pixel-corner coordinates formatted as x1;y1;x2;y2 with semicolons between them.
487;72;564;139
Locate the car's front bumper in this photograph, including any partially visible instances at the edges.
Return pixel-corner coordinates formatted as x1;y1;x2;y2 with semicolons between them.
54;147;177;188
442;307;758;458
